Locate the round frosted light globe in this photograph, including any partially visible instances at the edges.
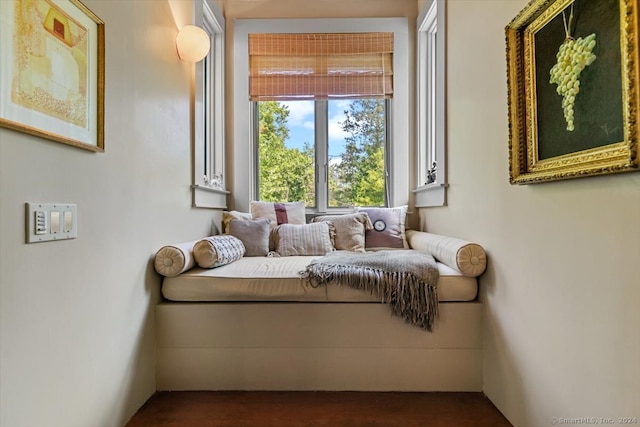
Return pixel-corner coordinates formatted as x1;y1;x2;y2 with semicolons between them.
176;25;210;62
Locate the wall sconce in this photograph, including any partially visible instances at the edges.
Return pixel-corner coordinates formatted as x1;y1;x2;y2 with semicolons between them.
176;25;210;63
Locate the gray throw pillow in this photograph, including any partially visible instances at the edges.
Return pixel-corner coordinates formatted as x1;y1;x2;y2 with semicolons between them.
227;218;271;256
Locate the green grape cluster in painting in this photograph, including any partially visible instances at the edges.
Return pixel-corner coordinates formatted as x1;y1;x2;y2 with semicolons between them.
549;33;597;131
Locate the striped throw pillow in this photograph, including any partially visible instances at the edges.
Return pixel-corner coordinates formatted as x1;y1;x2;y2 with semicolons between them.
274;222;335;256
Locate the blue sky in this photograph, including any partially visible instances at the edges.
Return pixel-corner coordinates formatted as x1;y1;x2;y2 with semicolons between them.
280;100;352;158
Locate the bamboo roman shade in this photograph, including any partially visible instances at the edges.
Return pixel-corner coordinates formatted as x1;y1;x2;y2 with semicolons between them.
248;32;394;101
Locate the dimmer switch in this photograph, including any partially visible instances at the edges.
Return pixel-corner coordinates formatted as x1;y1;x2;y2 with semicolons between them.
35;211;47;235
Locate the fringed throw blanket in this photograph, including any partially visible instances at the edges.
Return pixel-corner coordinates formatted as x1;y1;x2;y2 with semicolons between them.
300;250;440;331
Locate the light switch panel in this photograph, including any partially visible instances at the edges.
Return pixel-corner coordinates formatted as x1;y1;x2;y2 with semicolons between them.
26;203;77;243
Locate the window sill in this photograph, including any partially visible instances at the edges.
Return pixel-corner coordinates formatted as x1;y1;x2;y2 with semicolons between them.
414;182;448;192
191;185;230;209
306;208;356;214
413;182;448;208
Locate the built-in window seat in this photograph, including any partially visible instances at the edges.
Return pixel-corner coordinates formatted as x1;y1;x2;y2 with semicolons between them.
154;227;487;392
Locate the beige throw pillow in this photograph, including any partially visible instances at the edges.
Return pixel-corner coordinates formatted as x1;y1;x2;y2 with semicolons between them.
311;212;373;252
222;210;253;234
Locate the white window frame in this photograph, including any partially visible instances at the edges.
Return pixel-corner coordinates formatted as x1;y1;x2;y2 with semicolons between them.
191;0;228;209
233;18;409;213
414;0;447;207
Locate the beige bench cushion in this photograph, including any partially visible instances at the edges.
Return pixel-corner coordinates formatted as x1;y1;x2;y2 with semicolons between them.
161;255;477;302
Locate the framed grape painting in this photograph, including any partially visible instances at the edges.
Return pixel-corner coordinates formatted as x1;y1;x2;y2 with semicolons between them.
505;0;638;184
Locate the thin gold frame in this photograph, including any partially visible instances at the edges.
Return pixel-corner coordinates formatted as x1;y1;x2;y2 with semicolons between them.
0;0;105;152
506;0;638;184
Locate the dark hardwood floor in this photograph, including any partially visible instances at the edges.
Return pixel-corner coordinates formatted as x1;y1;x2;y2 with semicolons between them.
125;391;512;427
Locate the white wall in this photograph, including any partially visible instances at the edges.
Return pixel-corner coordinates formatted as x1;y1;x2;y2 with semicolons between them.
3;0;636;425
0;1;217;426
419;1;640;426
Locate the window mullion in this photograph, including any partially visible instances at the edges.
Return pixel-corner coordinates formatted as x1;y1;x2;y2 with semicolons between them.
315;100;328;212
251;102;259;200
385;99;391;207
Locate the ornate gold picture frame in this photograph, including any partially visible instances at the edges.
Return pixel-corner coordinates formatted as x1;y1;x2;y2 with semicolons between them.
0;0;104;152
506;0;638;184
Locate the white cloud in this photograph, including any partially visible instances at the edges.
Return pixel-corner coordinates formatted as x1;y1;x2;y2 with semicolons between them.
281;100;314;126
279;100;351;148
329;157;342;166
328;113;349;142
332;100;352;111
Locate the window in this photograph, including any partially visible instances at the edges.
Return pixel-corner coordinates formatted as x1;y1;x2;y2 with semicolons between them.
234;20;409;213
414;0;447;207
255;99;388;210
191;0;227;208
249;33;392;210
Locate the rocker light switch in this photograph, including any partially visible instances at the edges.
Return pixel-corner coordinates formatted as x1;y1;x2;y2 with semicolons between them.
50;211;60;233
26;202;77;243
64;211;73;233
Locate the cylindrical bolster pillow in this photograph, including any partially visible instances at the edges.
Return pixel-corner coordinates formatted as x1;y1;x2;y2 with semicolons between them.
406;230;487;277
193;235;246;268
154;239;201;277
